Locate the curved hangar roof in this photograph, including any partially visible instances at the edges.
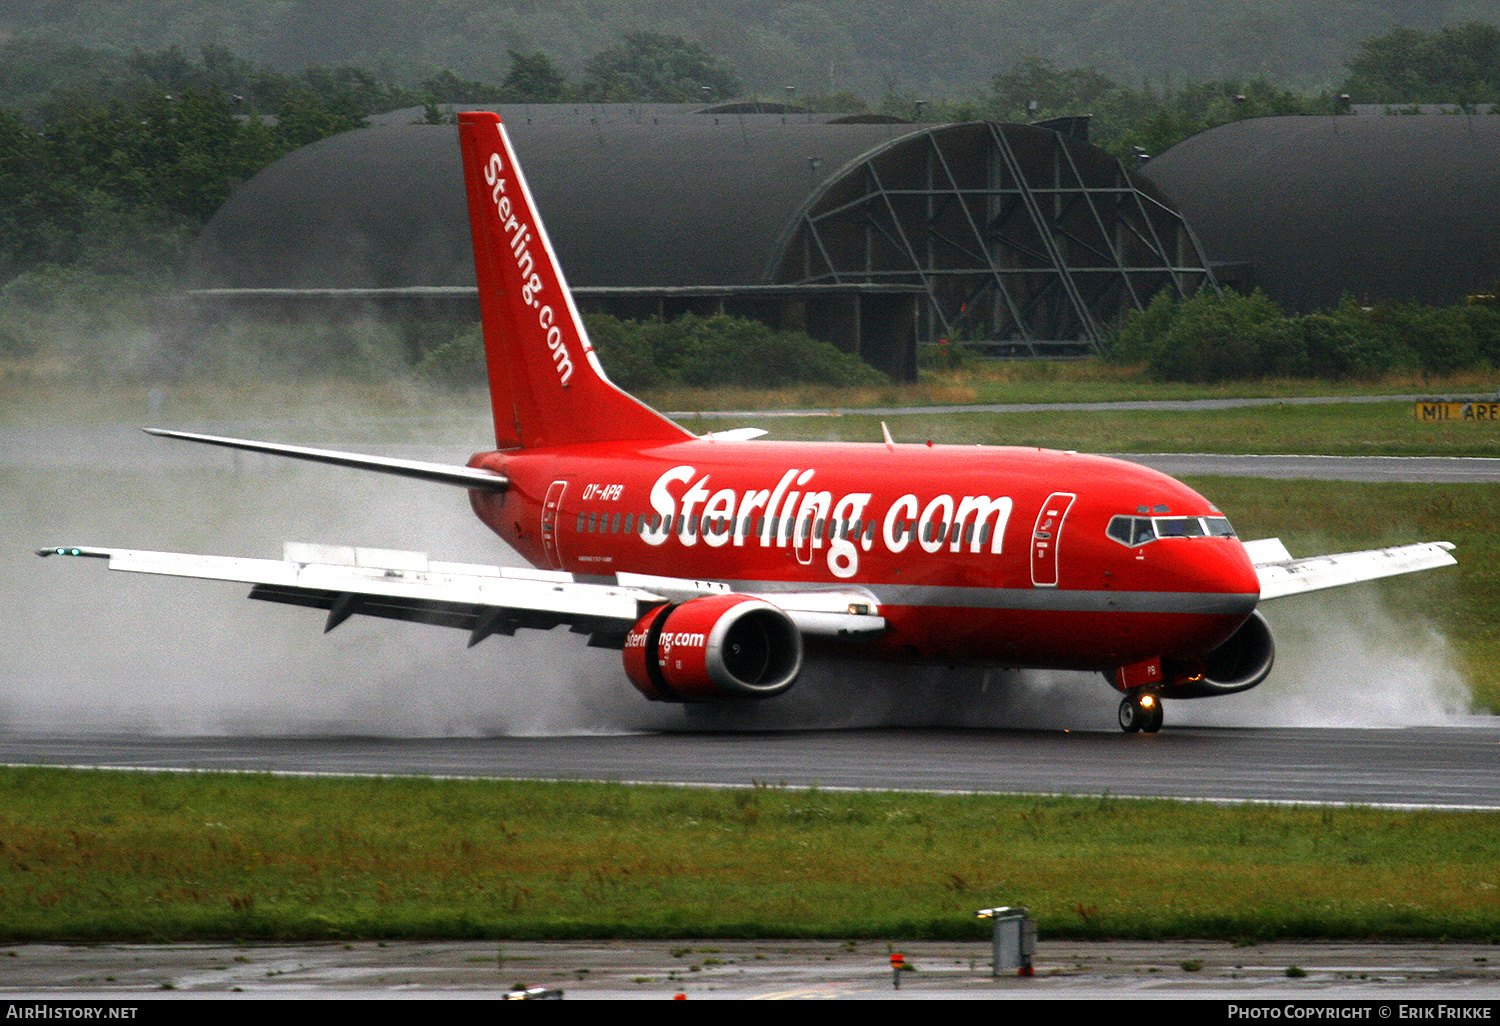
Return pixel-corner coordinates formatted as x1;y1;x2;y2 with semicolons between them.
190;104;1211;357
1141;115;1500;313
191;106;922;291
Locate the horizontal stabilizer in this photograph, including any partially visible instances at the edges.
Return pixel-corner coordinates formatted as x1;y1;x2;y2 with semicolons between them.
1254;540;1457;601
144;429;509;491
701;428;769;441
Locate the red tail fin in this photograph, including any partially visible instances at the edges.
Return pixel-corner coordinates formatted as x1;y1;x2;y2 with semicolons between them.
457;111;690;450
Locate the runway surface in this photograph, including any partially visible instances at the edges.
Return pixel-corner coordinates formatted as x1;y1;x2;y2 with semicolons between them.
7;938;1500;999
5;722;1499;809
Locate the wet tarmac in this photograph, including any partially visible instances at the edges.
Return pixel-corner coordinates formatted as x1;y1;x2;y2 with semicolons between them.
4;939;1500;999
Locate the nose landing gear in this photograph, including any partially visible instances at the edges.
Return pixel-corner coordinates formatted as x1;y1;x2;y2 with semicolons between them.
1119;691;1164;734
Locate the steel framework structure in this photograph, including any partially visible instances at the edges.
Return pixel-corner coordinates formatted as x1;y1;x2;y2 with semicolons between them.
772;122;1217;356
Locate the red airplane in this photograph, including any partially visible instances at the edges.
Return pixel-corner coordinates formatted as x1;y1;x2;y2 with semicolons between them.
40;111;1457;733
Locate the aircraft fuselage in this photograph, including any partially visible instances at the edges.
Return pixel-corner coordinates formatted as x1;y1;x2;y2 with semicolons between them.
469;438;1260;673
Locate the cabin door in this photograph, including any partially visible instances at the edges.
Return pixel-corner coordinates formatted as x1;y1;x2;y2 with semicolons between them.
540;480;567;570
1030;491;1076;587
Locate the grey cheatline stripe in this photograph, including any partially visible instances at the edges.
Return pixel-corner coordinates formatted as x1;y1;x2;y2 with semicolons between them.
729;580;1257;616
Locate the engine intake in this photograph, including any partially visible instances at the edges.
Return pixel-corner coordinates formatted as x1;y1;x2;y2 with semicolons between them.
623;594;803;702
1167;610;1276;698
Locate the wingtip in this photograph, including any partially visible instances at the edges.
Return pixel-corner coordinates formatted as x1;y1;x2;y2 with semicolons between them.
36;546;107;559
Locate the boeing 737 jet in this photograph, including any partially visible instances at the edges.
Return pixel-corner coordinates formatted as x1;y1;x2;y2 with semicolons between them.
39;111;1457;732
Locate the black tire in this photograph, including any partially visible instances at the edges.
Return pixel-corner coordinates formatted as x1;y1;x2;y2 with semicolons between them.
1118;695;1144;733
1143;699;1164;733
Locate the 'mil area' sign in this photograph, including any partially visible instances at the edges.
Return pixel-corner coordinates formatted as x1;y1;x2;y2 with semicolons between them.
1415;401;1500;422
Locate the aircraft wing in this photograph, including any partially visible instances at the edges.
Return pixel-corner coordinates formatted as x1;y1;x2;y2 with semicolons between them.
1245;538;1457;601
36;543;885;646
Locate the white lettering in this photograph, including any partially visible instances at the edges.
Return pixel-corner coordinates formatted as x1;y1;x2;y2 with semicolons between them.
484;127;573;387
638;465;1015;577
884;494;919;553
677;475;713;548
702;488;737;548
954;495;1014;553
760;469;798;547
918;494;955;553
732;488;771;547
827;491;873;577
644;466;695;546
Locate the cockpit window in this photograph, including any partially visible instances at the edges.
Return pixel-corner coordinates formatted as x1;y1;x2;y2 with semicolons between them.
1203;517;1237;538
1107;515;1157;546
1154;516;1205;538
1107;514;1236;547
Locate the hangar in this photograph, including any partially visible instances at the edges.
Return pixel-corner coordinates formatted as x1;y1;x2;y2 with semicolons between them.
187;104;1215;379
1141;115;1500;313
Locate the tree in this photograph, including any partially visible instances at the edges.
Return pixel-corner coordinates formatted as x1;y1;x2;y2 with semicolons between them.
501;51;566;103
582;33;739;103
990;57;1124;120
1343;23;1500;104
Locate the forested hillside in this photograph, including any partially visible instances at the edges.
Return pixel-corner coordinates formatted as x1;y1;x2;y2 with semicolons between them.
2;0;1499;98
1;3;1498;382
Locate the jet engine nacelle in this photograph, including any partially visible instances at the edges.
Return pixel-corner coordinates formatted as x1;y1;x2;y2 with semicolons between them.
623;594;803;702
1167;610;1276;698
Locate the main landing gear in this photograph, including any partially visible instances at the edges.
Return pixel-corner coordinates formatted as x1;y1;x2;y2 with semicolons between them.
1119;691;1164;734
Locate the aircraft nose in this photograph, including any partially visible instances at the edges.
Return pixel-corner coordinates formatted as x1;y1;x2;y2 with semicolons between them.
1219;540;1262;601
1165;537;1260;608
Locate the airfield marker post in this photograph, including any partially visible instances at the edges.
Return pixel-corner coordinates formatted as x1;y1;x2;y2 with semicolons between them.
976;906;1035;977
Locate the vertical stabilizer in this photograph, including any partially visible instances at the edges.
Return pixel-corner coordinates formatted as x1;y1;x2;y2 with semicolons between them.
457;111;691;450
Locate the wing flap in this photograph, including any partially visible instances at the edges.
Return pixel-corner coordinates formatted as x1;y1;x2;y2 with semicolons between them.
1254;540;1457;601
39;545;888;642
40;544;655;629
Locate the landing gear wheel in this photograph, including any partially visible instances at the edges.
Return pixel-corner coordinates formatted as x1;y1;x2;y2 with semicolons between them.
1118;692;1162;734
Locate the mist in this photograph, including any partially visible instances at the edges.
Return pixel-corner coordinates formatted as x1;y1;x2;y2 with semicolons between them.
3;379;1475;738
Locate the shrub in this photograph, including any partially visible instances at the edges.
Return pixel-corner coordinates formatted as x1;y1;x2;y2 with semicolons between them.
586;312;886;389
1109;289;1179;366
1140;289;1285;383
1108;287;1496;382
1370;303;1478;375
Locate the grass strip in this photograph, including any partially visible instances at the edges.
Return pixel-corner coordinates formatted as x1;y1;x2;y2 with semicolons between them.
7;367;1498;427
688;401;1500;458
3;768;1499;944
1176;477;1500;710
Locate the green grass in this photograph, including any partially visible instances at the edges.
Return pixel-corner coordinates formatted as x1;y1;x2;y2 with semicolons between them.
645;363;1499;412
685;401;1500;457
7;374;1499;944
3;768;1500;943
6;364;1496;427
1180;478;1499;709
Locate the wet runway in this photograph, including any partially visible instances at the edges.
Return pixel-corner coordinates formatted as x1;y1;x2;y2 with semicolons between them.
5;722;1499;809
5;938;1500;999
